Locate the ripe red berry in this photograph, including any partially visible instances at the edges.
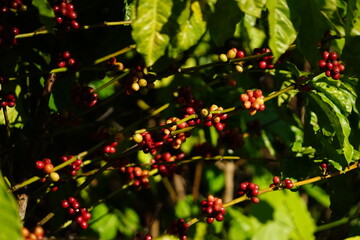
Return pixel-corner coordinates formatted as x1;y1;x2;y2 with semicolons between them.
323;51;329;60
61;200;69;208
273;176;281;184
253;89;263;98
236;50;245;58
332;73;340;80
329;52;338;61
318;59;326;68
206;217;215;224
258;60;267;69
251;197;260;204
79;221;88;229
35;161;45;170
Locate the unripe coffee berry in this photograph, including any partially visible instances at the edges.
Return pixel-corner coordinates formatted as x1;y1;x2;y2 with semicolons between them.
50;172;60;182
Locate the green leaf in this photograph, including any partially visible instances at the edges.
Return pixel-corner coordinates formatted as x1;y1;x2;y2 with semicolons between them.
32;0;55;18
292;0;329;65
266;0;297;62
310;74;355;116
227;208;261;240
302;184;330;207
315;0;345;36
175;196;192;219
240;14;266;51
89;76;116;100
90;204;120;240
253;222;292;240
208;0;243;46
32;0;55;32
307;91;354;167
132;0;173;66
252;190;316;240
205;166;224;194
0;172;22;240
236;0;267;18
115;208;140;237
169;1;207;58
345;0;360;36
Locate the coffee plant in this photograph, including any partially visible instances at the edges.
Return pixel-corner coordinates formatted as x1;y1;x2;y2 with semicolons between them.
1;0;360;239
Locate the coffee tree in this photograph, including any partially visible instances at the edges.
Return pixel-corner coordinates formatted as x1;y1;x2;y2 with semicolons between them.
1;0;360;239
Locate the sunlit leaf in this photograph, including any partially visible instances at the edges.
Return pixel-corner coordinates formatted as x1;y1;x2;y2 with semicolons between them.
267;0;297;61
132;0;173;66
0;172;22;240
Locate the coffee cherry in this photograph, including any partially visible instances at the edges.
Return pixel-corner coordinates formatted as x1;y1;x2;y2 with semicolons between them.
273;176;281;184
219;53;228;62
329;52;338;61
226;48;237;59
34;226;44;237
50;172;60;182
62;200;70;208
235;64;243;73
236;50;245;58
43;164;54;174
284;178;293;189
35;161;45;170
133;133;143;143
258;60;267;69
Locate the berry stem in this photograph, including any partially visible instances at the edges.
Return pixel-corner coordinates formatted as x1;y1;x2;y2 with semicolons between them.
73;144;139;196
9;140;106;192
94;70;129;93
94;45;136;65
264;85;295;102
315;217;349;233
186;161;359;227
15;21;133;39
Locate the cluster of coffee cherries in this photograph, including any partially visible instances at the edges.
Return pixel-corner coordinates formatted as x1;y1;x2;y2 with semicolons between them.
318;51;344;80
161;117;192;149
0;24;19;47
61;197;92;229
1;0;28;13
269;176;294;189
53;0;80;30
120;166;150;190
71;85;98;108
253;47;274;69
56;51;77;68
237;182;260;204
124;66;155;95
0;92;16;108
240;89;265;115
133;132;163;155
103;141;118;154
200;195;226;224
218;48;246;73
60;155;82;176
106;57;124;72
201;104;228;131
151;152;185;177
133;232;152;240
21;226;44;240
35;158;61;183
167;218;189;240
175;86;203;113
